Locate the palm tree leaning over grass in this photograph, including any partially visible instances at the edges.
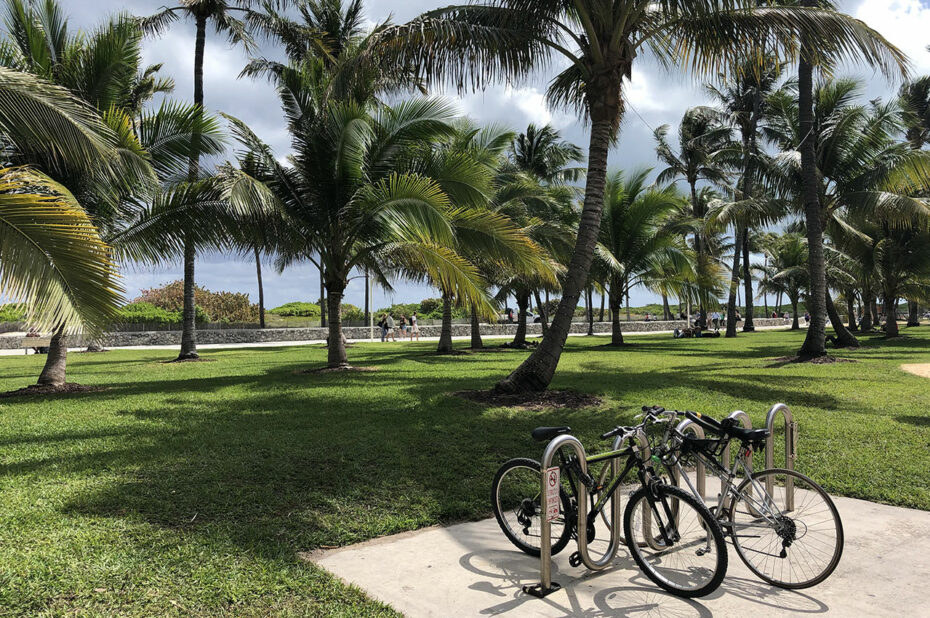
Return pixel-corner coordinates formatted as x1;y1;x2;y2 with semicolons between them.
0;69;126;390
393;0;903;393
598;169;692;346
140;0;258;360
0;3;158;384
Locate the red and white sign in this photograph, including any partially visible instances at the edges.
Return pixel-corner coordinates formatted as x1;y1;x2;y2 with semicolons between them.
545;466;560;522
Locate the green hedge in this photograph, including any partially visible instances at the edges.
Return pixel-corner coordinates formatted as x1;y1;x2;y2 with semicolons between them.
269;302;322;318
117;302;210;325
0;304;25;322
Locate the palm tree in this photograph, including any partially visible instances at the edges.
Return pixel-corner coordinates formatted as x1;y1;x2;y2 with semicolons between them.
789;0;907;359
898;76;930;326
0;2;158;383
654;106;732;273
391;0;904;392
766;232;808;330
767;80;930;346
0;70;125;381
707;59;785;332
597;169;692;346
140;0;257;360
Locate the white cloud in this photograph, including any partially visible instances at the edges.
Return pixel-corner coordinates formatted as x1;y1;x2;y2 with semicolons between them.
854;0;930;75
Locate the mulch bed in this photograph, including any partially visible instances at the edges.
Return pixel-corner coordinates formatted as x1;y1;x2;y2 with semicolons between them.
0;383;107;398
455;388;603;411
294;366;379;375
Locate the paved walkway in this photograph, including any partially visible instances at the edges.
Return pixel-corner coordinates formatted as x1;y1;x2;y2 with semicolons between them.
0;324;797;356
311;485;928;617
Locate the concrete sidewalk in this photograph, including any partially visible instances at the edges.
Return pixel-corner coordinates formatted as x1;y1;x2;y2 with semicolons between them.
311;491;928;617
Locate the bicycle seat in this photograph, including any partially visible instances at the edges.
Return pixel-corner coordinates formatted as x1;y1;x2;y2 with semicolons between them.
727;425;770;444
531;426;571;442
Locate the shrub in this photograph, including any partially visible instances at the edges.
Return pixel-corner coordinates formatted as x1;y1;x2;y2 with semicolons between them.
118;302;210;325
418;298;442;315
136;281;257;322
341;303;365;322
0;304;25;322
269;302;321;318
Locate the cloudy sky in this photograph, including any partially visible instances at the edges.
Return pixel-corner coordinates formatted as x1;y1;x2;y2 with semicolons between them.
63;0;930;311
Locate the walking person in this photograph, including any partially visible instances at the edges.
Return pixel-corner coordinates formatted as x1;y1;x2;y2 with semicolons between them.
385;313;397;341
399;314;408;340
410;312;420;341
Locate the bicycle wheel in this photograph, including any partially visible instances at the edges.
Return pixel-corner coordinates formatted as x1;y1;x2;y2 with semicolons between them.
491;458;573;557
624;484;728;598
597;461;677;531
728;468;843;589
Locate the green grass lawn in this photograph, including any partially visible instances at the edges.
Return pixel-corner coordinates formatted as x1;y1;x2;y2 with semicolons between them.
1;329;929;615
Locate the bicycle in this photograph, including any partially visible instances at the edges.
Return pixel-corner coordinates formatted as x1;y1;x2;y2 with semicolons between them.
647;407;844;589
491;415;728;598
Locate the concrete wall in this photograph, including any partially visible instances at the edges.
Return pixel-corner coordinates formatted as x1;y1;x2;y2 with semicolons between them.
0;318;794;349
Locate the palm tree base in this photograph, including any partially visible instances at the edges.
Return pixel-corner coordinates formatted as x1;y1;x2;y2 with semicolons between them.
171;352;203;362
1;383;104;398
907;321;921;327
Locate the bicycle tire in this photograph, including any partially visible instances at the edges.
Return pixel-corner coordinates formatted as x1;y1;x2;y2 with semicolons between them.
623;484;728;598
491;457;574;557
728;468;843;589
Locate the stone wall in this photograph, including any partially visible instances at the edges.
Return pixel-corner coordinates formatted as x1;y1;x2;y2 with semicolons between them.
0;318;794;349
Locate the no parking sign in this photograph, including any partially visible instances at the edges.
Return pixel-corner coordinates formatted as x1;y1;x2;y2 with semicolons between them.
545;466;560;522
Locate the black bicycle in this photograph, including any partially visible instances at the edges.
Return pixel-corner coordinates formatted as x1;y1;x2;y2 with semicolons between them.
492;412;728;598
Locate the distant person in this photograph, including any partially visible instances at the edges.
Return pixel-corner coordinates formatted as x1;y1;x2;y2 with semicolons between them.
644;313;651;322
377;314;388;342
804;311;810;325
736;310;742;322
386;313;397;341
399;314;408;340
772;311;778;319
711;311;720;330
507;308;515;323
410;312;420;341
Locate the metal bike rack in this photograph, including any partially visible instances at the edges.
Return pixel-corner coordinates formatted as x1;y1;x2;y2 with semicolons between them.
721;410;753;470
672;418;706;499
765;403;797;511
525;429;650;598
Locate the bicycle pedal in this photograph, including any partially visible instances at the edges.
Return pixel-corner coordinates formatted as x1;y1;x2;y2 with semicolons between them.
569;551;583;568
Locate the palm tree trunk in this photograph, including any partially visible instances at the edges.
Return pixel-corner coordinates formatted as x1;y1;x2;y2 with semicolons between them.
861;289;873;331
826;289;859;348
363;270;370;326
495;99;620;393
598;292;605;323
726;228;743;338
534;289;548;336
177;14;207;362
319;265;327;328
797;16;827;359
662;294;672;321
325;279;348;368
586;287;594;336
470;304;483;349
792;298;800;330
609;288;624;346
907;300;920;327
178;239;199;359
870;296;879;327
846;291;858;331
437;293;454;354
254;246;265;329
625;287;631;322
37;325;67;387
513;290;529;346
885;295;899;337
742;232;754;331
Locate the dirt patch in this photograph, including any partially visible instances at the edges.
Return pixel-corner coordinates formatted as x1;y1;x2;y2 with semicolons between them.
0;383;107;398
161;357;216;364
455;388;603;411
901;364;930;379
294;366;379;375
769;355;857;367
